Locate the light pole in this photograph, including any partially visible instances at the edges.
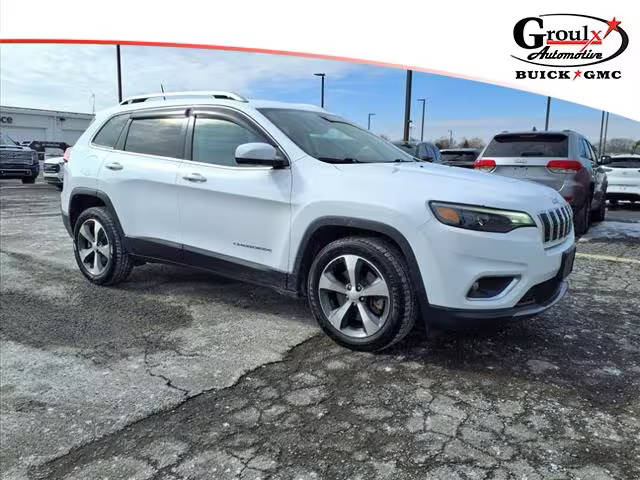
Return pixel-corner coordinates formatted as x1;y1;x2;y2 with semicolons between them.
417;98;426;141
448;129;453;148
314;73;326;108
367;113;376;130
544;96;551;130
91;92;95;115
403;70;413;141
603;112;610;155
116;45;123;103
598;110;605;155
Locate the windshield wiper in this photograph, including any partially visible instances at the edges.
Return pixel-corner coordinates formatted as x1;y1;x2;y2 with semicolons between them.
317;157;360;164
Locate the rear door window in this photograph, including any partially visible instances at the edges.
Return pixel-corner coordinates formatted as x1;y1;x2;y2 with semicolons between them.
483;134;568;157
124;117;186;158
93;115;128;148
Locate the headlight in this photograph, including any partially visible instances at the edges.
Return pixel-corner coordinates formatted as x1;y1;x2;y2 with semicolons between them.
429;201;536;233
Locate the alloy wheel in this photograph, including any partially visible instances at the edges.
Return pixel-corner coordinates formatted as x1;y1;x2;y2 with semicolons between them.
317;254;391;338
77;218;111;276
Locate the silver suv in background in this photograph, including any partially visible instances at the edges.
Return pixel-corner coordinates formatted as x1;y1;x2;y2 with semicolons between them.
475;131;608;234
440;148;480;168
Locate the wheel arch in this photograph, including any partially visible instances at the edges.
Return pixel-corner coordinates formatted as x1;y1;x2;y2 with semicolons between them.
289;216;428;312
69;188;124;235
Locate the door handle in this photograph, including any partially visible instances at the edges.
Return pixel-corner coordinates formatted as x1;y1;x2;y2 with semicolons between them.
182;172;207;183
105;162;123;171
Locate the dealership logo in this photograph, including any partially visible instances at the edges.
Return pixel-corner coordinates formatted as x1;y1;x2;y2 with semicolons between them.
512;14;628;80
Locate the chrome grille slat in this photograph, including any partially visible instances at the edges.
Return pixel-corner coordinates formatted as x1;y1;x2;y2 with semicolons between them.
539;205;572;245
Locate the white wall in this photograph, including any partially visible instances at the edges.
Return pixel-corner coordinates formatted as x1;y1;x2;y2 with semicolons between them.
0;106;93;146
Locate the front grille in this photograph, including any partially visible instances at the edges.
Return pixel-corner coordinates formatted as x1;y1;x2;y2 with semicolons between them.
0;151;34;165
538;205;572;243
44;164;60;173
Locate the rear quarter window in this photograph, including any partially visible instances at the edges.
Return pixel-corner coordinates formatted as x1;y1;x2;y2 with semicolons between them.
483;134;568;157
92;115;129;148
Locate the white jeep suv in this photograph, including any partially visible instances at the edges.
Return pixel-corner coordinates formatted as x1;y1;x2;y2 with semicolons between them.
61;91;576;351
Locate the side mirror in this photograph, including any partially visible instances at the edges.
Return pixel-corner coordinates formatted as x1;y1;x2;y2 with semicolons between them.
598;155;612;165
235;142;286;168
419;154;434;162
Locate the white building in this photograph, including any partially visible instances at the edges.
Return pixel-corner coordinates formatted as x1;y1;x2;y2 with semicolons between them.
0;106;94;146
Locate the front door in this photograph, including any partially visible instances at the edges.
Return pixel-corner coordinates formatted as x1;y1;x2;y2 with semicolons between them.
176;110;292;282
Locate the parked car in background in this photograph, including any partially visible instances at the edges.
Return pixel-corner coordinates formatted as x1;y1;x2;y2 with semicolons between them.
0;132;39;183
475;130;607;235
61;91;574;351
393;141;443;163
43;156;65;190
603;154;640;205
440;148;480;168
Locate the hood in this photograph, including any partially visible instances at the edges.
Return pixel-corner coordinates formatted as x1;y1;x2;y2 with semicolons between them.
334;161;564;213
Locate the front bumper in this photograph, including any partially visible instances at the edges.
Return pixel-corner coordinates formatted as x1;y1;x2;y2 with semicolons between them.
412;217;575;320
0;164;39;178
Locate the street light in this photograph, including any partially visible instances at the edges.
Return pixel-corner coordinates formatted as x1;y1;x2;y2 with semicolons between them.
417;98;426;141
448;129;453;148
314;73;326;108
544;96;551;130
367;113;376;130
403;70;413;141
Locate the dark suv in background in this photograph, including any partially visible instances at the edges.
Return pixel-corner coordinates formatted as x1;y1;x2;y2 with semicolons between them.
0;133;40;184
475;130;608;235
440;148;480;168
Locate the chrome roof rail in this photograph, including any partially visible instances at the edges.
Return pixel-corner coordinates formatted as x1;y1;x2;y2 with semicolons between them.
120;91;248;105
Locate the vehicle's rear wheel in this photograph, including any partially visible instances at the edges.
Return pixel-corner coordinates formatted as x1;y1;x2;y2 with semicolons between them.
21;177;36;184
73;207;133;285
307;236;417;351
591;193;606;222
574;196;592;236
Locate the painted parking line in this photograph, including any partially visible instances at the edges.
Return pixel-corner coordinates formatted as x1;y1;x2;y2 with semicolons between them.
576;252;640;264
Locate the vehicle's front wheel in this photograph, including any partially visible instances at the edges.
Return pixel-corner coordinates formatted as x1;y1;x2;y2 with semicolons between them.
307;236;417;351
73;207;133;285
21;177;36;184
574;196;592;235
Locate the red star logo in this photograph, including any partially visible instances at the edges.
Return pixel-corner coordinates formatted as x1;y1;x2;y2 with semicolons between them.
573;70;582;80
604;17;621;38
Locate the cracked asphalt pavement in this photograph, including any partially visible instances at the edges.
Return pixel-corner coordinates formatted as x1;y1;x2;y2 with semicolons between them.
1;181;639;480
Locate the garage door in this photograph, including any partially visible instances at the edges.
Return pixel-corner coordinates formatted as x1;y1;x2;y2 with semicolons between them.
0;126;47;144
62;129;86;145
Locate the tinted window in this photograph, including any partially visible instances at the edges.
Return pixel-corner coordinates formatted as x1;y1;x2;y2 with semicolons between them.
441;151;479;162
483;134;568;157
93;115;128;148
609;157;640;168
124;118;185;158
579;139;589;158
192;117;266;166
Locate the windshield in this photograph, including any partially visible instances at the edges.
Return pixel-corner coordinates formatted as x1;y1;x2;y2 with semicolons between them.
259;109;415;163
483;134;568;157
392;142;418;156
609;157;640;168
0;132;20;146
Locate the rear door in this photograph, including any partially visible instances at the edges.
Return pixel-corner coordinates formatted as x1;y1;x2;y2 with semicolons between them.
481;133;569;191
97;109;187;247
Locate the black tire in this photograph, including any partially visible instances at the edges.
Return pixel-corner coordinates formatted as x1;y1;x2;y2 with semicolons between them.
574;196;591;236
21;177;36;184
73;206;133;285
591;194;606;222
307;236;417;351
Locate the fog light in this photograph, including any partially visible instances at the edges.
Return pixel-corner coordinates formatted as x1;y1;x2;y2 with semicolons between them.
467;276;514;299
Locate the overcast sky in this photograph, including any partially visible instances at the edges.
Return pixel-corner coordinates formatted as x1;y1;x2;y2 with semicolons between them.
1;43;639;143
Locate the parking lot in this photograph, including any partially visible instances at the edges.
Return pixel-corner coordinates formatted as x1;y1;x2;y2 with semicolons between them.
1;179;639;480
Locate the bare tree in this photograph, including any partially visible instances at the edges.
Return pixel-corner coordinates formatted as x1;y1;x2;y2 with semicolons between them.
434;137;453;149
606;138;635;154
